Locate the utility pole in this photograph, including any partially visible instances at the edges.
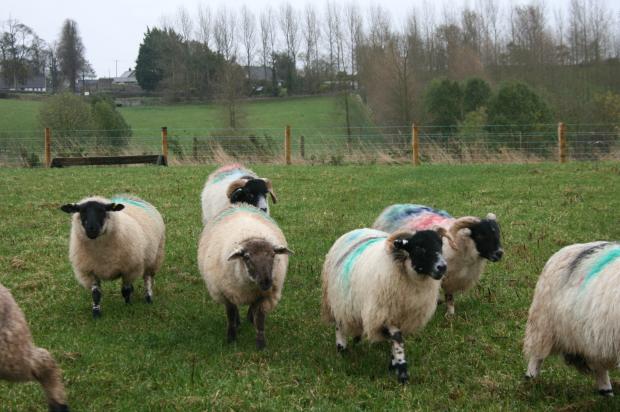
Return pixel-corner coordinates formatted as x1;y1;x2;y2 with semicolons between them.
115;60;118;78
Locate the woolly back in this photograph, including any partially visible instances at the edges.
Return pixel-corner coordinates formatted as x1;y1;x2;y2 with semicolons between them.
568;242;620;292
206;164;255;186
328;229;387;289
373;204;453;233
205;205;283;244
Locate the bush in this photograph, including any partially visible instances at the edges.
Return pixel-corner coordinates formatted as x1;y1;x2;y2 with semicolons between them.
424;79;463;132
463;78;491;114
487;82;552;133
90;96;132;149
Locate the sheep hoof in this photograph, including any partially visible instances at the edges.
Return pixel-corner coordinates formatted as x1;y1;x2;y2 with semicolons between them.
92;307;101;319
121;284;134;304
49;403;70;412
227;329;237;343
145;295;153;304
397;371;409;384
336;343;347;354
599;389;614;397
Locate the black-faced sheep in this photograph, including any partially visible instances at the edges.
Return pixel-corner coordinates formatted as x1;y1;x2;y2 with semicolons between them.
0;283;69;411
321;227;450;383
198;205;292;349
524;241;620;396
372;204;503;315
60;195;165;318
200;164;277;225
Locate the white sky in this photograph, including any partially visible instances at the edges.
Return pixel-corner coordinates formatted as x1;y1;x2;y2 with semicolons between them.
4;0;620;78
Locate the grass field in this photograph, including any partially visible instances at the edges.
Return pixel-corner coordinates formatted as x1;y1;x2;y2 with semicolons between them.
1;162;620;411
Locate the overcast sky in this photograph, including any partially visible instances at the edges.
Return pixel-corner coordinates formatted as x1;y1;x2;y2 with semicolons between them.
4;0;620;78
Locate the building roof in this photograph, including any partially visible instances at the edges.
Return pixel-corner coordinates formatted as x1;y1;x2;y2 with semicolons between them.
113;69;137;84
0;73;46;90
246;66;274;82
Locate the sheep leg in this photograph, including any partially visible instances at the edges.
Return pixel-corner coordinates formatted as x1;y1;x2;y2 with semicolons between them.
525;357;544;379
387;326;408;384
247;298;263;325
594;369;613;396
143;272;154;304
335;322;347;352
121;280;134;304
31;348;69;412
91;280;102;318
254;307;267;350
225;300;239;343
445;293;455;316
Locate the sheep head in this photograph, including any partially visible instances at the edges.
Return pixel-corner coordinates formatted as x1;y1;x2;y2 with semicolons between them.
227;239;293;291
449;214;503;262
60;200;124;240
227;178;277;213
388;230;447;280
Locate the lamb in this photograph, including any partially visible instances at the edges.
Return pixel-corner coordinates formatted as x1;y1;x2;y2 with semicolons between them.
372;204;503;315
60;195;165;318
321;227;450;383
0;283;69;411
200;163;277;225
524;241;620;396
198;204;292;349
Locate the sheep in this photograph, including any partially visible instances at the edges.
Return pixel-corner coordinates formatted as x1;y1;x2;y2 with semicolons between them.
321;227;450;383
60;195;165;318
372;204;503;315
198;204;292;349
200;163;277;225
524;241;620;396
0;283;69;411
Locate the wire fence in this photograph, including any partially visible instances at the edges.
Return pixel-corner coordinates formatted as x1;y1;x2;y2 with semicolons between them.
0;124;618;167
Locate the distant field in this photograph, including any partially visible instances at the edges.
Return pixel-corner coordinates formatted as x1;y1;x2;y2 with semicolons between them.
1;162;620;410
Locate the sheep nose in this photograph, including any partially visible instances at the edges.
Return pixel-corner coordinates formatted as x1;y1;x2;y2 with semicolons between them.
436;263;447;275
492;249;504;261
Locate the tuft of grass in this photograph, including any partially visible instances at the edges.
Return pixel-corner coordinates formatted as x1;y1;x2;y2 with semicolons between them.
0;162;619;411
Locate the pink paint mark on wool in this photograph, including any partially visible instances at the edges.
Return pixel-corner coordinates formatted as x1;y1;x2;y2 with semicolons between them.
404;213;452;231
215;163;244;173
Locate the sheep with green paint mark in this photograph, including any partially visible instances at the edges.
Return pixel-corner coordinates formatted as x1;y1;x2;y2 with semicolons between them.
524;241;620;396
60;195;165;318
321;227;451;383
198;204;292;350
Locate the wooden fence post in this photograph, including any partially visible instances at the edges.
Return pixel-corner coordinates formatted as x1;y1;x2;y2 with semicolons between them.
558;122;566;163
285;125;291;165
300;135;305;160
412;123;420;166
44;127;51;168
161;127;168;161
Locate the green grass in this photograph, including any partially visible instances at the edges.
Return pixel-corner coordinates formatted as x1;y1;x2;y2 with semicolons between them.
1;162;620;411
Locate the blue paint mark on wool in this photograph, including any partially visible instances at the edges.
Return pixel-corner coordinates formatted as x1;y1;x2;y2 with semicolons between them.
110;197;155;214
580;245;620;290
211;205;277;226
339;236;385;290
210;168;247;184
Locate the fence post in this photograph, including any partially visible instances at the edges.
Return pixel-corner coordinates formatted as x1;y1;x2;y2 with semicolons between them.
412;123;420;166
300;135;305;160
44;127;51;167
284;125;291;165
558;122;566;163
161;127;168;161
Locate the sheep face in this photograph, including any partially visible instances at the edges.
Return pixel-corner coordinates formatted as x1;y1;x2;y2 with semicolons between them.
469;218;503;262
228;179;277;213
61;201;125;239
394;230;447;279
228;239;292;291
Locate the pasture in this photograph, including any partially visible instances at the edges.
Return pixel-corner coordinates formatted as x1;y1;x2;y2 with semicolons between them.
0;162;619;411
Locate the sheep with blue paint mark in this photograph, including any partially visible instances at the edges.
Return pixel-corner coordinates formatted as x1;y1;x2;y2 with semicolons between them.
0;283;69;411
200;163;277;224
60;195;165;318
198;204;292;349
524;241;620;396
373;204;503;315
321;227;450;383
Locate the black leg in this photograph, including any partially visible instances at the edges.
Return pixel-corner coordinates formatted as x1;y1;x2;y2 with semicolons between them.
49;402;69;412
121;283;134;304
254;308;266;350
92;283;102;319
225;301;239;343
389;330;408;384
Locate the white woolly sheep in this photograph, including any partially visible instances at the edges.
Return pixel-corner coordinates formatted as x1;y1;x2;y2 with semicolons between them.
0;283;69;411
321;227;450;383
524;241;620;396
198;204;292;349
200;163;277;225
60;195;165;318
372;204;503;315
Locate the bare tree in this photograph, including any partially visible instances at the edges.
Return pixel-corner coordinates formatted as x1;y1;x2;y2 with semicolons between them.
240;5;256;81
345;2;362;80
196;4;213;47
368;4;391;50
214;6;237;60
279;2;300;92
302;3;321;92
57;19;87;92
259;9;274;82
0;18;44;89
325;1;338;76
176;6;194;41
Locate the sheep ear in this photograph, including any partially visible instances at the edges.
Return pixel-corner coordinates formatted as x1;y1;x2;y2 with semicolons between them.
60;203;79;214
433;226;458;251
393;239;409;250
274;245;293;255
263;179;277;203
227;248;246;261
486;213;497;221
106;203;124;212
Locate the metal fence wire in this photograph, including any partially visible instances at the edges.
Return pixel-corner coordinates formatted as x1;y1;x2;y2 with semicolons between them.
0;124;618;167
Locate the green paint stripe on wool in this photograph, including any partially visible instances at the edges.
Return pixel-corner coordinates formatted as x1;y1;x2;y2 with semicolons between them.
340;237;384;290
110;197;156;214
212;205;276;226
581;246;620;289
